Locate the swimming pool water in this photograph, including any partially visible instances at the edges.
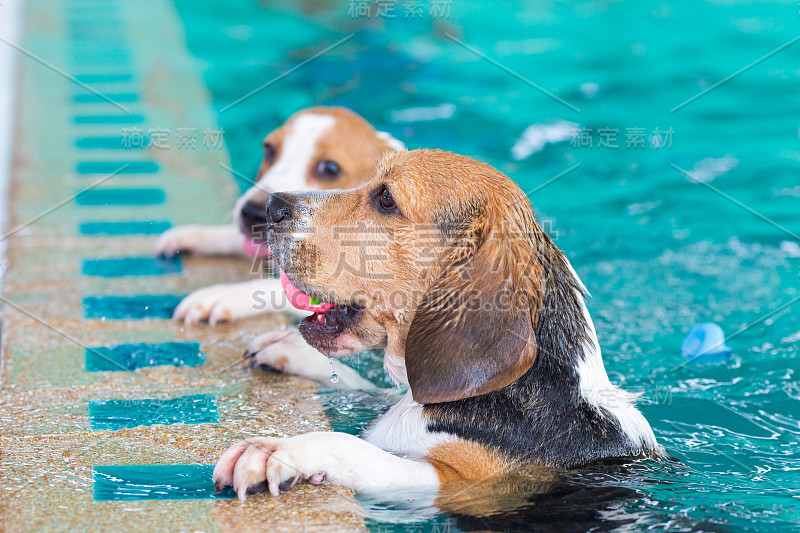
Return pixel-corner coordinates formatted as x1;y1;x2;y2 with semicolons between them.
173;1;800;530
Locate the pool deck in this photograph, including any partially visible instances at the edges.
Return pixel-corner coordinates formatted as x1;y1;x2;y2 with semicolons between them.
0;0;363;530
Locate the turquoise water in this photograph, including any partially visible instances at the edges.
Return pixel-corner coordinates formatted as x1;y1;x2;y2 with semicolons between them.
173;1;800;530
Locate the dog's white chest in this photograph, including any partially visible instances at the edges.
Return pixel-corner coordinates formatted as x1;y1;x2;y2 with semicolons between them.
363;391;451;458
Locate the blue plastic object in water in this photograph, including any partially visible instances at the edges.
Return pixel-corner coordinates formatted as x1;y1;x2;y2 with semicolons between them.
681;322;733;361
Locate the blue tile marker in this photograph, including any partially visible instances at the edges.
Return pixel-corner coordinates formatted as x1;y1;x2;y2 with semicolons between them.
93;465;234;501
66;4;120;15
75;188;166;206
89;394;218;430
79;220;172;236
74;73;133;84
85;342;205;372
74;114;144;125
83;294;184;319
73;92;138;104
71;51;131;65
82;256;181;277
76;161;160;174
75;136;150;150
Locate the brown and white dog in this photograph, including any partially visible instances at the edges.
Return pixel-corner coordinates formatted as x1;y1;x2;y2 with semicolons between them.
213;149;662;500
153;106;404;324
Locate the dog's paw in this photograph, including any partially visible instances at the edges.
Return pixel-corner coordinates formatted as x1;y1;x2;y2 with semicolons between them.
213;437;326;501
244;329;330;378
154;225;212;257
173;283;261;325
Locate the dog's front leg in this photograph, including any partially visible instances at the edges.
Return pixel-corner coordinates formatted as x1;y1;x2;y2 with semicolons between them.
153;224;246;257
213;432;440;500
173;278;311;325
244;328;376;389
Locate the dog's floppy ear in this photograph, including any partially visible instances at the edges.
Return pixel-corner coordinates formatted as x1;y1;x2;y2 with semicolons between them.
405;209;541;404
376;131;406;152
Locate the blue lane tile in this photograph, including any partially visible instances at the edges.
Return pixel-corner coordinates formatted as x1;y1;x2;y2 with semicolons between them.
93;465;234;500
73;93;138;104
65;4;120;13
73;114;144;125
79;220;171;235
67;27;123;37
74;73;133;84
75;136;150;150
71;51;130;65
85;341;204;372
75;188;165;206
76;161;159;174
81;256;181;277
89;394;218;430
83;294;183;320
67;18;121;26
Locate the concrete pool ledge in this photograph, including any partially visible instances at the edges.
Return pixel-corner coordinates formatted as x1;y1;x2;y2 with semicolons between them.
0;0;365;530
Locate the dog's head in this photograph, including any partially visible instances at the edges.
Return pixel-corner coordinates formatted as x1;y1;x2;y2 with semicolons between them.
267;149;552;404
235;106;404;247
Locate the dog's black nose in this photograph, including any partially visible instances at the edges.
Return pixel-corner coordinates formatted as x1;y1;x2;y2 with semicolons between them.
267;193;294;225
240;200;267;235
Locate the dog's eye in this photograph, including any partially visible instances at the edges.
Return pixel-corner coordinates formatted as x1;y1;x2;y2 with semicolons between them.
263;142;277;162
378;187;397;211
316;160;341;180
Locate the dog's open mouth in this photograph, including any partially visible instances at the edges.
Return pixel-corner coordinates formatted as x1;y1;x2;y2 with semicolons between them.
280;271;363;342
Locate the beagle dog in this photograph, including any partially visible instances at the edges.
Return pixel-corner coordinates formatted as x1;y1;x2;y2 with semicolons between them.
153;106;403;324
213;149;662;500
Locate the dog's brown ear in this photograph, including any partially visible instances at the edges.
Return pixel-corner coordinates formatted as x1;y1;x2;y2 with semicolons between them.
405;216;541;404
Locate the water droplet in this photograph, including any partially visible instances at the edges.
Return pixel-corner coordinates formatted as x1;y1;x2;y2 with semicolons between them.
329;358;339;384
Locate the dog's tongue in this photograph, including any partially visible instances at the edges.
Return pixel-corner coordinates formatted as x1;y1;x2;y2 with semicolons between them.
242;237;272;258
280;270;335;313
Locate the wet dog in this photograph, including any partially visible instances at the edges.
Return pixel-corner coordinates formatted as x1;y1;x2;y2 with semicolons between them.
213;149;662;499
